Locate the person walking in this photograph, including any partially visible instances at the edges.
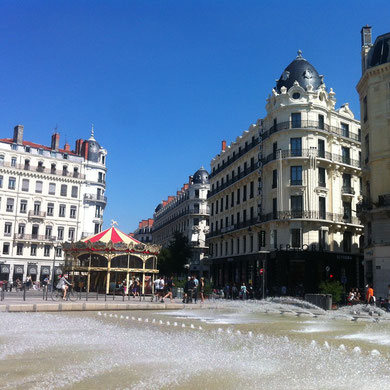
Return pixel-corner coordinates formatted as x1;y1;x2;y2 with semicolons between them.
200;277;205;303
365;284;375;306
183;276;190;303
240;282;247;300
158;276;165;302
187;276;195;304
193;275;199;303
151;276;161;302
162;276;175;303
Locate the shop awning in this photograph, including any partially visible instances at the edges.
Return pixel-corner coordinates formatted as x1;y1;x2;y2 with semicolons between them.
27;265;38;275
40;266;51;275
14;265;24;275
0;265;10;274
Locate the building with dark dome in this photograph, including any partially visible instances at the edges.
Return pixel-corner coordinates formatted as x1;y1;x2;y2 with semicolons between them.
357;26;390;298
152;167;210;276
208;50;364;295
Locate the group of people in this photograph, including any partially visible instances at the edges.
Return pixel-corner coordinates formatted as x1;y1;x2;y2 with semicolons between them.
347;284;377;306
0;276;52;292
151;276;175;303
218;282;255;300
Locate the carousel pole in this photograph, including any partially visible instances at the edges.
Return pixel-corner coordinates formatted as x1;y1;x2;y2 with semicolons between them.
126;253;130;296
87;252;91;300
106;256;111;295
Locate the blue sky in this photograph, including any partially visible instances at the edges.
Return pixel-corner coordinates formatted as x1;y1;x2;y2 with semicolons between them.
0;1;387;232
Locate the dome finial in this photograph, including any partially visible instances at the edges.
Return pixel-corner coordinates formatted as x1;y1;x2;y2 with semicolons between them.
89;124;95;140
297;49;302;58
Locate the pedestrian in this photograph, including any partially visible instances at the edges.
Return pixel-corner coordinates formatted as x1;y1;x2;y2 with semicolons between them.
365;284;375;306
162;276;175;303
240;282;247;300
158;276;165;302
200;277;205;303
193;275;199;303
151;276;161;302
183;276;190;303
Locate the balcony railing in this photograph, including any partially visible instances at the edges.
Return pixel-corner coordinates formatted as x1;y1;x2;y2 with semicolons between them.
259;210;361;225
207;217;259;239
261;148;361;168
261;120;361;143
208;163;258;199
28;210;47;218
0;162;85;179
210;137;260;179
14;234;56;241
84;194;108;203
342;186;355;195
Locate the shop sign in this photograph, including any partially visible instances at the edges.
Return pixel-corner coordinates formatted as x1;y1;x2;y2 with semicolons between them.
277;244;324;252
0;265;10;274
14;266;24;274
28;267;37;275
41;267;50;275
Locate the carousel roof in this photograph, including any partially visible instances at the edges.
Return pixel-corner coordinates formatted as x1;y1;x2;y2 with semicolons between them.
82;227;141;245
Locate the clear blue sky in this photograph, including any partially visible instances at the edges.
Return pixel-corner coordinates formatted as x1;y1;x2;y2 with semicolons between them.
0;1;387;232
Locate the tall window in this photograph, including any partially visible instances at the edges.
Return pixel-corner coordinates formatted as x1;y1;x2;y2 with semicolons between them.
6;198;14;212
57;227;64;240
47;203;54;216
60;184;67;197
319;197;326;219
44;245;50;257
290;137;302;156
59;204;66;217
68;228;75;241
343;201;352;223
33;201;41;214
71;186;78;198
291;229;301;248
21;179;29;192
341;147;350;165
11;157;16;167
243;185;247;201
272;169;277;188
225;195;229;210
237;188;240;205
45;226;52;239
0;175;3;188
318;139;325;158
273;198;277;219
291;166;302;185
272;229;278;249
16;244;23;256
18;223;25;235
273;142;278;159
231;192;234;207
35;181;43;193
31;244;37;256
291;195;303;217
49;183;56;195
318;167;326;187
318;114;324;130
4;222;12;236
0;155;4;166
3;243;10;255
216;200;218;215
341;123;349;138
8;177;16;190
342;173;352;194
291;112;301;128
363;96;368;122
319;230;327;249
343;231;352;252
250;181;254;198
20;200;27;213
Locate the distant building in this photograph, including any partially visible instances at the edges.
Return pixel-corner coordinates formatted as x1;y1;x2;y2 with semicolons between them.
0;125;107;284
152;167;210;276
357;26;390;298
208;52;364;295
133;218;154;243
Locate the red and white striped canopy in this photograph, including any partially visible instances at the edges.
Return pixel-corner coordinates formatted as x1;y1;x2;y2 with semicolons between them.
82;227;141;245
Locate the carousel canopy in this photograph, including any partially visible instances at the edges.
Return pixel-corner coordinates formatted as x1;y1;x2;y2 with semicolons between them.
82;227;141;245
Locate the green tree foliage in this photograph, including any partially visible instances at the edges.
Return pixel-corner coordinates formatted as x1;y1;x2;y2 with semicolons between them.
157;232;192;276
319;280;344;304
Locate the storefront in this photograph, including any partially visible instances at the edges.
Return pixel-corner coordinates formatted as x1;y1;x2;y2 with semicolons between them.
27;264;38;282
13;265;24;283
40;266;51;282
0;264;10;283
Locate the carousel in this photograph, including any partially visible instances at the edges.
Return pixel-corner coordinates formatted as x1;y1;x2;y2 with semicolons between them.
63;225;160;294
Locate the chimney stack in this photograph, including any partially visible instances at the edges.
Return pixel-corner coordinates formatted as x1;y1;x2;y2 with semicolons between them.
75;139;83;155
51;133;60;150
13;125;24;145
222;140;227;152
64;143;70;152
361;25;372;74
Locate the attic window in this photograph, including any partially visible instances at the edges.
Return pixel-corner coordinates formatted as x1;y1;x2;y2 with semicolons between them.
38;148;43;155
292;92;301;99
63;153;68;159
25;146;31;153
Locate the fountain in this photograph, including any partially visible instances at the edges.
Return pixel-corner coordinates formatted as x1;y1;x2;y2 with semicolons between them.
0;298;389;389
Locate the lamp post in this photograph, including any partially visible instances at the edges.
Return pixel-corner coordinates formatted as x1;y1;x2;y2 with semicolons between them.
51;244;61;291
258;250;270;300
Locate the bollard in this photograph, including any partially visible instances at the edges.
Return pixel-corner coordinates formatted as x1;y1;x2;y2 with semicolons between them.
23;286;26;301
1;289;4;301
128;293;130;301
143;293;145;301
42;288;45;300
46;286;48;301
122;292;125;301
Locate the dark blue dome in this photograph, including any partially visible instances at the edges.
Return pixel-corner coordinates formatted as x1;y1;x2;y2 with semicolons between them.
276;51;323;92
193;167;209;184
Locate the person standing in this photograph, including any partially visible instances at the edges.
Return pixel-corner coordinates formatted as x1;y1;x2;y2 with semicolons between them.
151;276;161;302
183;276;190;303
162;276;175;303
240;283;247;300
158;276;165;302
193;275;199;303
187;276;195;304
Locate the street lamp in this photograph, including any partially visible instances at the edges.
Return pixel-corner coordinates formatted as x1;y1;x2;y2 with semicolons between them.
51;244;61;290
258;250;270;299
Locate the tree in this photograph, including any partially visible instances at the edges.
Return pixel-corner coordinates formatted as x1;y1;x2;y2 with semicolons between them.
319;280;343;304
157;232;193;276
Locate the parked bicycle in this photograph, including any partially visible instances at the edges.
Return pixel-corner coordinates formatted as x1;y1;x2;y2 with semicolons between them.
51;285;77;302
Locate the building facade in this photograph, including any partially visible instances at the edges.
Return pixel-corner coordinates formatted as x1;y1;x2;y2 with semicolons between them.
152;167;210;276
209;52;364;295
357;26;390;298
0;125;107;284
133;218;154;243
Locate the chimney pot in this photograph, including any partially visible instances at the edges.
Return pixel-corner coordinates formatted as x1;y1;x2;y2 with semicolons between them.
13;125;24;145
222;140;227;152
51;133;60;150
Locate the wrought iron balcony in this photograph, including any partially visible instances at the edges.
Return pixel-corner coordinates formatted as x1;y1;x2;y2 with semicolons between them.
342;186;355;195
84;193;108;203
14;233;56;241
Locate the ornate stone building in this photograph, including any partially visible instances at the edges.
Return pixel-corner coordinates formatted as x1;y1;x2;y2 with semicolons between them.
209;52;364;295
152;167;210;276
133;218;154;243
0;125;107;284
357;26;390;298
